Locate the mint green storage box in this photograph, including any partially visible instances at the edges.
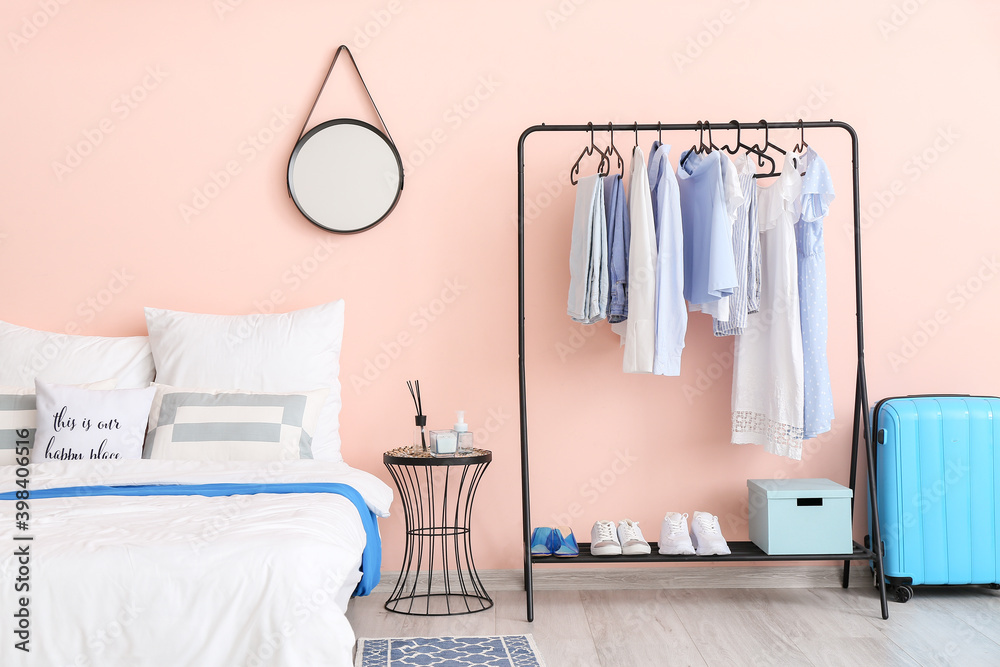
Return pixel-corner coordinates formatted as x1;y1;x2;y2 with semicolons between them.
747;478;853;555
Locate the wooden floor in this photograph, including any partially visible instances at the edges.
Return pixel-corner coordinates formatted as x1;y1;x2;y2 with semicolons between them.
347;585;1000;666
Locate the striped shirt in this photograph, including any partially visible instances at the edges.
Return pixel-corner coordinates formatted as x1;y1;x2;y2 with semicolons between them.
714;153;759;336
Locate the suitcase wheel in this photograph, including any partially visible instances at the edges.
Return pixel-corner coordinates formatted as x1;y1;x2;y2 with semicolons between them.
990;583;1000;590
893;585;913;603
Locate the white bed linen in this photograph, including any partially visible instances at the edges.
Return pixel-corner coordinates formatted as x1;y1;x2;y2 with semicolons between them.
0;460;392;667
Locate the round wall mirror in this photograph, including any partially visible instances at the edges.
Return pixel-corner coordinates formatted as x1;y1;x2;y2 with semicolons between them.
287;118;403;234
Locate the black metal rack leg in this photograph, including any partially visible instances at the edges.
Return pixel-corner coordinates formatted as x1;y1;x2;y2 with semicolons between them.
860;364;889;619
843;370;864;589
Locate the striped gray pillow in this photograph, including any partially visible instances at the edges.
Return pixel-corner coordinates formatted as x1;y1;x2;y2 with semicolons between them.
144;384;329;461
0;388;35;466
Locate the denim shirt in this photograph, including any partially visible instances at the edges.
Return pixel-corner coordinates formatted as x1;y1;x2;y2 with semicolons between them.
603;174;630;323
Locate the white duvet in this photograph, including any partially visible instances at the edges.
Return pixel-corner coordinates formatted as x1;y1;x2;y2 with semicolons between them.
0;459;393;667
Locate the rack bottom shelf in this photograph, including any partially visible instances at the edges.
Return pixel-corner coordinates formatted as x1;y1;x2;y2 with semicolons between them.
531;540;873;564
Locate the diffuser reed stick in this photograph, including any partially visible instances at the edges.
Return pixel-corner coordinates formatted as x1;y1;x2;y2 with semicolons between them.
407;380;427;452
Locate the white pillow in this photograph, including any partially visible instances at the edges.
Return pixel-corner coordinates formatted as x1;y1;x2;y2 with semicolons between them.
0;380;117;466
31;381;156;462
144;383;329;461
0;319;154;389
144;301;345;461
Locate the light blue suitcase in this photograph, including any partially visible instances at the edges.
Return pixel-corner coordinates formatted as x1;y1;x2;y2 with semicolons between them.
873;395;1000;602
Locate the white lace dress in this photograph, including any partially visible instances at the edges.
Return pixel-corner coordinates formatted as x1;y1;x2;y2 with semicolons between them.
731;152;805;459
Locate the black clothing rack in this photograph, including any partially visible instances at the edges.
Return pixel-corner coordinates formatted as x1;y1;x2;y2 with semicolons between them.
516;120;889;622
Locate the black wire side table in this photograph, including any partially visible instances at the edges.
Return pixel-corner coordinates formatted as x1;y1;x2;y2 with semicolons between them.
383;447;493;616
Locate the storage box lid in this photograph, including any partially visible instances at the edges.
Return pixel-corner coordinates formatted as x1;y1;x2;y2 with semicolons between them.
747;478;853;499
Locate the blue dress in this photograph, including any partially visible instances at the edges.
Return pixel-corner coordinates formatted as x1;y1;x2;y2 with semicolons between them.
796;148;835;439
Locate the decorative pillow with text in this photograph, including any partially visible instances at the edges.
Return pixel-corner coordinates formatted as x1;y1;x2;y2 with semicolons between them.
0;380;117;466
30;381;155;463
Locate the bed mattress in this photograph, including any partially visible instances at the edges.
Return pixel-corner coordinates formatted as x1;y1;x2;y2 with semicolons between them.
0;459;391;667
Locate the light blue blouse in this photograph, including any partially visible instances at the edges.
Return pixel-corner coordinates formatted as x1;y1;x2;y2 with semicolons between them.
676;150;739;310
796;148;835;439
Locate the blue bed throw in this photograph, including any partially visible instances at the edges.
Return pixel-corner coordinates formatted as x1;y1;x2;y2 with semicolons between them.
0;482;381;596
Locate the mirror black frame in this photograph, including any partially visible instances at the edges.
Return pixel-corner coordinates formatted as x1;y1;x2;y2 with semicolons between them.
287;117;404;235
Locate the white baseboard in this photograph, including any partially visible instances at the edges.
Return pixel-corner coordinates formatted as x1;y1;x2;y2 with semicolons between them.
375;562;874;594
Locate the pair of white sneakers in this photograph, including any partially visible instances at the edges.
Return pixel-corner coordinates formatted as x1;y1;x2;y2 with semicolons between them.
659;511;731;556
590;519;651;556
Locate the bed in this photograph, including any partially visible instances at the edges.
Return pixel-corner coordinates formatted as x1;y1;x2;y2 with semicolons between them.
0;299;393;666
1;459;391;666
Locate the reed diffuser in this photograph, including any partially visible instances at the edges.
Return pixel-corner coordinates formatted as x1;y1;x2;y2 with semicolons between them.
407;380;427;454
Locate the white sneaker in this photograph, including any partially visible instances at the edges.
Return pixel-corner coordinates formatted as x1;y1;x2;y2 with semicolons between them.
590;520;622;556
690;511;731;556
617;519;651;555
658;512;696;555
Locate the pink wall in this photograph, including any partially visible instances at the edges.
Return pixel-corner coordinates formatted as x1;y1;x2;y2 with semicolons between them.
2;1;998;571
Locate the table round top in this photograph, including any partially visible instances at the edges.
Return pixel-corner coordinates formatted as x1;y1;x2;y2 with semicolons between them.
383;447;492;466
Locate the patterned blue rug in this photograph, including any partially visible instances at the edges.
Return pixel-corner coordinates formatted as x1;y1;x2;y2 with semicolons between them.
356;635;545;667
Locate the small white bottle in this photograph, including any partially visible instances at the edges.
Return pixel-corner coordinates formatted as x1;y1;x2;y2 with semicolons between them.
454;410;474;455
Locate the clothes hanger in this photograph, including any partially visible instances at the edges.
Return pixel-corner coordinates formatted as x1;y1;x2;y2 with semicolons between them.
750;151;779;178
756;119;786;156
719;118;775;173
604;123;626;176
569;122;610;185
793;118;808;153
749;119;786;178
657;122;663;146
724;120;741;155
689;121;704;155
705;121;722;153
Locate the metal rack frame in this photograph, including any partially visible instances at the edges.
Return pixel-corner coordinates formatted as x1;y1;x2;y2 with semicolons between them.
516;120;888;622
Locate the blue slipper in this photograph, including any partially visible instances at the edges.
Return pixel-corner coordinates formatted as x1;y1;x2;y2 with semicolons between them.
552;526;579;557
530;527;555;556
